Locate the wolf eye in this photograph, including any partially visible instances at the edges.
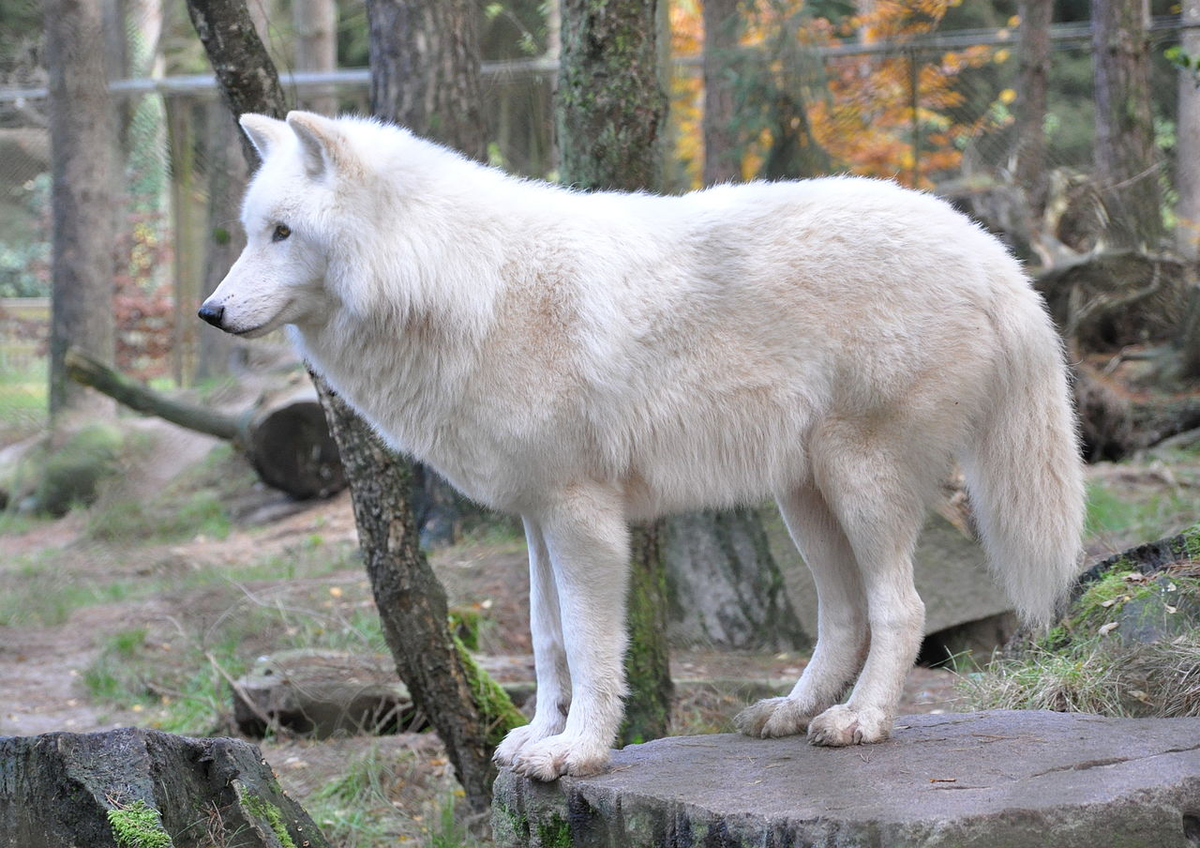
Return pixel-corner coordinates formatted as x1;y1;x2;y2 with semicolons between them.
272;224;291;242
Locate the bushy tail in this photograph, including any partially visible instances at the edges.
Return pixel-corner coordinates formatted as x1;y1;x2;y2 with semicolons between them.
959;291;1086;628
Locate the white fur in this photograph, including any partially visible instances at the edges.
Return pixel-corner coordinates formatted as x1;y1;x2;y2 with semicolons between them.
204;112;1086;779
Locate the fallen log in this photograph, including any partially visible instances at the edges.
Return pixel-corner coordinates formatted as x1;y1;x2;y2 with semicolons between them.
65;346;345;499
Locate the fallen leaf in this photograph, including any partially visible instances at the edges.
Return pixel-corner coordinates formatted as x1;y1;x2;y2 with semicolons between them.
1099;621;1120;636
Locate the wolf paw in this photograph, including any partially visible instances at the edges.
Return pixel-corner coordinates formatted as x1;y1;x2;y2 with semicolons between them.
494;724;544;767
734;697;814;738
510;734;610;781
807;705;891;747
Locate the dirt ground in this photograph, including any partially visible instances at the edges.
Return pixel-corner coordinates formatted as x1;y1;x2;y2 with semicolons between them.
0;483;960;739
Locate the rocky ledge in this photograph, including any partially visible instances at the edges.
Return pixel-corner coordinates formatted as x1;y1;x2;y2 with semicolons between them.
494;710;1200;848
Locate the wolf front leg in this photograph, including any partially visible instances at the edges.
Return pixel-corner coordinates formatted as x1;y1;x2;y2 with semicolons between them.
509;487;630;781
494;518;572;766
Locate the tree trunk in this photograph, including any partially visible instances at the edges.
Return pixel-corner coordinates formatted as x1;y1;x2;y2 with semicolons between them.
557;0;668;192
703;0;742;185
0;728;332;848
1092;0;1163;249
294;0;338;115
367;0;487;161
366;0;493;549
557;0;673;746
1016;0;1053;220
166;97;204;386
1177;0;1200;259
185;0;520;814
196;100;245;380
44;0;117;420
183;0;289;168
663;509;809;651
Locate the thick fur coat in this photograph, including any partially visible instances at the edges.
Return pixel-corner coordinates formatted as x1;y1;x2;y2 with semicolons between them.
201;112;1085;780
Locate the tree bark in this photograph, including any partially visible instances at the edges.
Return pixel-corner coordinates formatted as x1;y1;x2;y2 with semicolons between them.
44;0;117;419
557;0;673;746
196;100;245;380
664;509;809;651
367;0;487;161
185;0;519;813
1016;0;1053;220
557;0;668;192
703;0;742;185
1177;0;1200;259
183;0;290;160
1092;0;1163;249
294;0;339;115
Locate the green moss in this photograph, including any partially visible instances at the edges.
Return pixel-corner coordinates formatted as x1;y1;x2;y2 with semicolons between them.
107;799;173;848
454;635;527;746
448;607;483;651
34;423;124;515
535;813;572;848
240;789;298;848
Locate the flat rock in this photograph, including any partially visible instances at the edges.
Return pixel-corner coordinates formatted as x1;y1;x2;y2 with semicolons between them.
494;711;1200;848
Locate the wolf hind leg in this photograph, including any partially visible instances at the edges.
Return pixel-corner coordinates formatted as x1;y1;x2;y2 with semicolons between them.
806;432;931;747
494;518;572;767
735;483;868;738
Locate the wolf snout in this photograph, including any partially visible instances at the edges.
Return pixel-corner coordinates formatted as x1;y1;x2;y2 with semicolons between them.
197;301;225;329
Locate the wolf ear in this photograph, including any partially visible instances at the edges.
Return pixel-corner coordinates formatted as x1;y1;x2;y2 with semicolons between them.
286;111;348;179
239;113;287;160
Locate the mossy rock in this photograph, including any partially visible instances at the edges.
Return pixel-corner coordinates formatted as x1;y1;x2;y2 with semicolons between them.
0;728;332;848
31;423;125;516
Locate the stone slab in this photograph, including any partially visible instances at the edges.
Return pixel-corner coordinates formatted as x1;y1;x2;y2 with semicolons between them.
494;711;1200;848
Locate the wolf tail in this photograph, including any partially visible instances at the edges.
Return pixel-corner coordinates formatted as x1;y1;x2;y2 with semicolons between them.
958;287;1086;628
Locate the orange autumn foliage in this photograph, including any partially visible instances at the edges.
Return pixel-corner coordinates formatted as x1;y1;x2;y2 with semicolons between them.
672;0;1013;189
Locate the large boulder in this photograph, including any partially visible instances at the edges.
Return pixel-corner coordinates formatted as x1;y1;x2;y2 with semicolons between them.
0;727;330;848
767;505;1016;658
494;711;1200;848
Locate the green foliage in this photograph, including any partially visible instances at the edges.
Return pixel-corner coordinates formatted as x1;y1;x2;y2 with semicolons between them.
107;799;172;848
454;635;527;747
0;552;138;627
308;745;410;845
87;489;231;543
961;563;1200;717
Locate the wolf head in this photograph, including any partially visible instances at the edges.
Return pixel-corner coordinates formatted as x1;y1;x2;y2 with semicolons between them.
199;111;357;338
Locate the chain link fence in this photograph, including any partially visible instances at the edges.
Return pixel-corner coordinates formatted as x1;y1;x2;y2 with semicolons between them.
0;13;1192;446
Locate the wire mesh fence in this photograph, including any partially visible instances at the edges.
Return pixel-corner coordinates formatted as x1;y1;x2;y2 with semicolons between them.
0;11;1193;446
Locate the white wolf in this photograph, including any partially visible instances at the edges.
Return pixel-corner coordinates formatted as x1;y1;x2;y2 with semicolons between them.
200;111;1085;781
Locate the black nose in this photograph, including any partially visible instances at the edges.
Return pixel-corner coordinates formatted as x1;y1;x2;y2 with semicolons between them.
198;302;225;328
